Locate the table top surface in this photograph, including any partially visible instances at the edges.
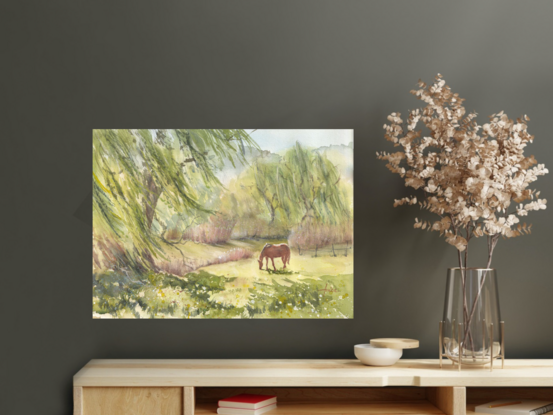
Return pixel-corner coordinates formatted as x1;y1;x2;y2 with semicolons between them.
73;359;553;387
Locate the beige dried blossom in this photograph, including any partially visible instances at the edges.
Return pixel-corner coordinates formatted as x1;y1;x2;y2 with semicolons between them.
378;74;548;268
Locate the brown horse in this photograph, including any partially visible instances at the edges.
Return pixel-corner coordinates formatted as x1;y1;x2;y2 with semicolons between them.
258;243;291;271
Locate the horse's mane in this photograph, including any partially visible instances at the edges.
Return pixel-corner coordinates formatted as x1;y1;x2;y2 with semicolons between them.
259;243;272;259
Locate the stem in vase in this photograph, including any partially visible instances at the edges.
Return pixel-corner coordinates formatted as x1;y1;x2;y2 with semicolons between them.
461;235;499;353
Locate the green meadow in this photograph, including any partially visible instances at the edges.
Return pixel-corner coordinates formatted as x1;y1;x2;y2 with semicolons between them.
93;239;353;319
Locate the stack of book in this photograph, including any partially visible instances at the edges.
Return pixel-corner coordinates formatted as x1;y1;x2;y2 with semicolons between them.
475;400;553;415
217;394;277;415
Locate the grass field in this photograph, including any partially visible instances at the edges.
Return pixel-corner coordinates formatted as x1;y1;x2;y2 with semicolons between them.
93;239;353;319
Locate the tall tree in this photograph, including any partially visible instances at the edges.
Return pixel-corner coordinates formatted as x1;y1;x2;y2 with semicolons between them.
93;129;258;269
231;142;351;228
263;142;350;225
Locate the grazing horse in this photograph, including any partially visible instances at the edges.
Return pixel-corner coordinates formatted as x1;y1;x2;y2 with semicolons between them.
258;243;291;271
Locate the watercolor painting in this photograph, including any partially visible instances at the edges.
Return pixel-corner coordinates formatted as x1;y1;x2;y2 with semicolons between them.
93;129;353;318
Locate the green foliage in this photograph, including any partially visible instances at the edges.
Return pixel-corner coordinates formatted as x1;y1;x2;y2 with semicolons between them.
93;129;258;270
283;142;349;224
93;270;233;318
255;142;350;225
93;269;353;319
220;142;352;240
264;268;296;275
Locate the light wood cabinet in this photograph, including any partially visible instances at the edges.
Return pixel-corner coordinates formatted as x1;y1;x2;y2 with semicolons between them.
80;387;183;415
73;359;553;415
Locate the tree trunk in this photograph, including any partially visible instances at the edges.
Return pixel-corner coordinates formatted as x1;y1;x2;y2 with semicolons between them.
144;172;163;229
257;186;276;224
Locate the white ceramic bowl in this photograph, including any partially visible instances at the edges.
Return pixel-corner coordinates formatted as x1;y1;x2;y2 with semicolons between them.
354;344;403;366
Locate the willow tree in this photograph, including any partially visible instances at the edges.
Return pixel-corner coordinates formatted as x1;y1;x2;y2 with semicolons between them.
93;129;258;270
229;142;350;229
255;142;350;225
253;161;282;225
283;142;350;225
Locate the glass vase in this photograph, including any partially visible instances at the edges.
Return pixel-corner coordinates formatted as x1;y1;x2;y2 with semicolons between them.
441;268;504;367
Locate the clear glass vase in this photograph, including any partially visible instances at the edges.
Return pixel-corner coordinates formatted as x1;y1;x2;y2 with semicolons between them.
441;268;504;366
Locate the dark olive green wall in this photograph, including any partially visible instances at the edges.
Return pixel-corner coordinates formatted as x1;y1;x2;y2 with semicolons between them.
2;1;552;414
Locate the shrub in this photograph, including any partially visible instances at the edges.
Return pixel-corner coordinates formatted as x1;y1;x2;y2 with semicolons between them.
183;215;237;244
156;248;253;277
288;220;353;256
208;248;254;265
156;259;194;276
93;235;153;273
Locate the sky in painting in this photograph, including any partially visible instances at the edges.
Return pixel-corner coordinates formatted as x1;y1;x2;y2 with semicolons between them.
249;129;353;153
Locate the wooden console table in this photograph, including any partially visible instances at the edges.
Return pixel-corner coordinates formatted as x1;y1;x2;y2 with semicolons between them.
73;359;553;415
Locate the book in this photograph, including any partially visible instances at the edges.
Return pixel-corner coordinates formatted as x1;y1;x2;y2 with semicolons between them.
217;403;277;415
475;400;553;415
218;394;277;410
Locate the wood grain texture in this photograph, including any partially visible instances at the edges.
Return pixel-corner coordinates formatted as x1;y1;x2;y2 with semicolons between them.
427;387;466;415
196;401;443;414
370;339;419;349
82;387;182;415
73;359;553;387
73;387;83;415
196;387;427;403
183;387;195;415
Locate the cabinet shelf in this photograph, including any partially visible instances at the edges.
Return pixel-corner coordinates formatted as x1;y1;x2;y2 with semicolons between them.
196;401;444;414
72;359;553;415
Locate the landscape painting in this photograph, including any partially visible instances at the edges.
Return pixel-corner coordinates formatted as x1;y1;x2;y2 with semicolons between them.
93;129;353;318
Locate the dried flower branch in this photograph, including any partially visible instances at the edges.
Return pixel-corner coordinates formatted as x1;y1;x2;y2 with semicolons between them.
378;74;548;269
